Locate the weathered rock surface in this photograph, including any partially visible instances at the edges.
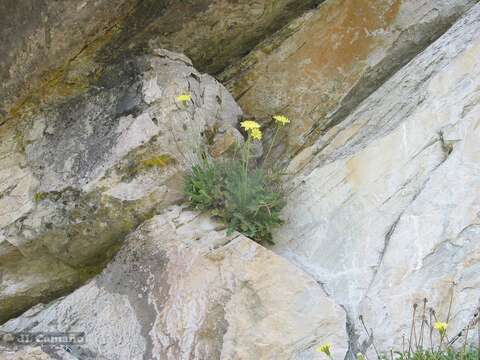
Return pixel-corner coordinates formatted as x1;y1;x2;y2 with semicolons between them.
222;0;477;155
0;49;243;322
0;0;135;121
274;3;480;355
0;206;348;360
0;0;322;124
2;0;480;357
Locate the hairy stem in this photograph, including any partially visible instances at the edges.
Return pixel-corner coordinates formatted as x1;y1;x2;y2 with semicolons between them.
419;298;428;349
243;137;251;206
263;125;280;166
408;304;418;354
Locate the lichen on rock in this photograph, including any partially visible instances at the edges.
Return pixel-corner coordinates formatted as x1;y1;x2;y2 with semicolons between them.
0;49;243;323
222;0;477;159
0;206;348;359
273;4;480;355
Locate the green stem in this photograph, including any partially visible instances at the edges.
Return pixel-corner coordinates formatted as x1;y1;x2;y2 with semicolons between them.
437;333;445;356
243;137;251;205
245;137;251;176
263;125;280;166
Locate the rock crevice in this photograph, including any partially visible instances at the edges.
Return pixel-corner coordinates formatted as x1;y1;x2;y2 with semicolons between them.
0;206;349;359
273;3;480;355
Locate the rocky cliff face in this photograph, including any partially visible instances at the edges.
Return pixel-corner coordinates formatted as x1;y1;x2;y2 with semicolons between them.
1;206;347;359
0;0;322;124
221;0;477;156
1;0;479;359
274;2;480;355
0;49;243;322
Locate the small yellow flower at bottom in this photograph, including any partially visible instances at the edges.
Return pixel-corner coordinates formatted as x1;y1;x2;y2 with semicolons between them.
249;128;262;140
316;343;332;357
176;94;192;102
273;114;290;126
356;352;366;360
240;120;261;131
434;321;448;335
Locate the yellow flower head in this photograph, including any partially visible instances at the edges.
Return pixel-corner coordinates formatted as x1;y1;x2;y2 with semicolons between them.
356;353;366;360
316;343;332;356
434;321;448;335
176;94;192;102
249;128;263;141
240;120;261;131
273;114;290;126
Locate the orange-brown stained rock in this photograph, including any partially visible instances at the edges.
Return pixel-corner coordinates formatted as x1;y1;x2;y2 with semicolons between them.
301;0;401;73
221;0;473;157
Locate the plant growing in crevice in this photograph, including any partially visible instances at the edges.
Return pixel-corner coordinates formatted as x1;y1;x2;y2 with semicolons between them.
184;115;289;244
352;285;480;360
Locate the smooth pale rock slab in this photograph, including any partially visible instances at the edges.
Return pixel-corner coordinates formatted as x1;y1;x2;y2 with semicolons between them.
222;0;477;155
273;3;480;354
0;206;348;360
0;49;242;322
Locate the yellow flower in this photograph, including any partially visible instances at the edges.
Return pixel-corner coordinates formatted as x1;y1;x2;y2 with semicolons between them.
273;114;290;126
434;321;448;335
316;343;332;356
249;128;263;141
356;353;365;360
176;94;192;102
240;120;261;131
